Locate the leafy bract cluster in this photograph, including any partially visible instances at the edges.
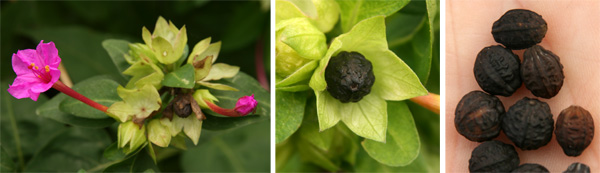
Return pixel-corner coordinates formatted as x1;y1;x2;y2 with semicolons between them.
105;16;242;152
276;0;436;170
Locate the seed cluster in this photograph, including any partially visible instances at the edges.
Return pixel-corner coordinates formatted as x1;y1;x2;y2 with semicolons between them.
456;9;595;172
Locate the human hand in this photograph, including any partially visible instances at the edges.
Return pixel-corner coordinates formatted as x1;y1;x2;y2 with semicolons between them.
446;0;600;172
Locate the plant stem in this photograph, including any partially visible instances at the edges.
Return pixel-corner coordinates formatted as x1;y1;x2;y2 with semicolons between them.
254;37;269;91
52;80;108;112
410;93;440;114
4;93;25;170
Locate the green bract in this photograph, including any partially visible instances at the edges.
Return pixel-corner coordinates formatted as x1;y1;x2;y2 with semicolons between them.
142;16;187;65
275;17;327;89
275;0;340;33
309;16;427;142
107;85;162;123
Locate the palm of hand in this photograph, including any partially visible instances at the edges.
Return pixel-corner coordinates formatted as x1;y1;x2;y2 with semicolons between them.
446;0;600;172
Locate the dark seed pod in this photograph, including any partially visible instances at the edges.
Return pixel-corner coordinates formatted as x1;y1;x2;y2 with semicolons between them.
521;45;564;98
564;162;590;173
474;45;522;96
555;106;594;156
455;91;504;142
492;9;547;49
469;140;520;172
503;97;554;150
173;94;192;118
512;163;549;173
325;51;375;103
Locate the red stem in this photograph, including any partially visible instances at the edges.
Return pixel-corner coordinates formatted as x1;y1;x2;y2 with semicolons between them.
52;80;108;112
254;37;269;91
203;99;243;117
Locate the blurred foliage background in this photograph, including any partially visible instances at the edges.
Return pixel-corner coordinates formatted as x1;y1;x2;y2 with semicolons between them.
1;1;270;172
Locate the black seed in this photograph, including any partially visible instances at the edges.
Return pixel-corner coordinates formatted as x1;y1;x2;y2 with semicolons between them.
521;45;564;99
325;51;375;103
474;45;522;96
173;94;192;118
512;163;549;173
455;91;504;142
503;97;554;150
555;106;594;157
469;140;520;172
492;9;547;49
564;162;590;173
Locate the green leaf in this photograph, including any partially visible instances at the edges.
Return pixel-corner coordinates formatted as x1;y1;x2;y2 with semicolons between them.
277;18;327;60
337;0;410;32
202;63;240;81
2;83;68;168
102;39;132;79
362;101;420;166
355;144;437;172
0;146;16;172
276;60;318;87
103;151;159;172
103;142;126;161
36;93;115;128
296;135;340;171
26;26;124;82
182;120;269;172
298;98;335;151
275;90;307;143
202;72;270;131
59;77;121;119
25;127;112;172
162;63;195;89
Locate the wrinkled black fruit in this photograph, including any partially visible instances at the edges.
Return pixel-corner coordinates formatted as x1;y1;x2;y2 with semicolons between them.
492;9;547;49
564;162;590;173
555;106;594;157
474;45;522;96
455;91;504;142
512;163;549;173
469;140;520;172
173;95;192;118
325;51;375;103
522;45;564;99
503;97;554;150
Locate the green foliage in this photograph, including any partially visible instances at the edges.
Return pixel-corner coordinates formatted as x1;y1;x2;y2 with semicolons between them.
181;120;270;172
275;90;307;143
162;64;195;89
2;1;270;172
276;0;439;171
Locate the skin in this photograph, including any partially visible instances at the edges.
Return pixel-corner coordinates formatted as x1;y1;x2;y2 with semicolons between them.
446;0;600;172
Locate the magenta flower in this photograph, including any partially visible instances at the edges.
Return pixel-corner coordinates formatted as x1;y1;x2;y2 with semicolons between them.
8;40;61;101
234;94;258;115
7;40;109;113
204;94;258;117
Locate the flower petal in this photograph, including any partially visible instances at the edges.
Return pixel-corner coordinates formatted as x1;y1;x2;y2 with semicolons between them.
16;49;38;70
12;53;31;75
36;41;61;67
7;73;44;100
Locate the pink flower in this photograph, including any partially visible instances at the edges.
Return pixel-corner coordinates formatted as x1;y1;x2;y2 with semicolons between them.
8;40;61;101
234;94;257;115
204;94;258;117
